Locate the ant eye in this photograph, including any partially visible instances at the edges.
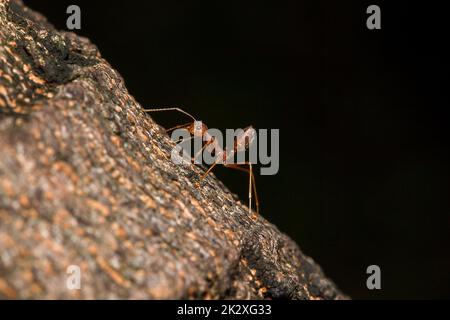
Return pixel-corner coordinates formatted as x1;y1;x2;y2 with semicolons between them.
194;121;203;132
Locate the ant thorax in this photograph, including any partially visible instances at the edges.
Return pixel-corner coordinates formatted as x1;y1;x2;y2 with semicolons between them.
237;126;257;151
169;123;257;166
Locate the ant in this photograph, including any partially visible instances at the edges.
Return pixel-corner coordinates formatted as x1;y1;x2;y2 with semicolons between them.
144;107;259;216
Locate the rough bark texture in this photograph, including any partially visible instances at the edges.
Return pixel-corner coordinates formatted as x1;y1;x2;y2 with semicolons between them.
0;0;346;299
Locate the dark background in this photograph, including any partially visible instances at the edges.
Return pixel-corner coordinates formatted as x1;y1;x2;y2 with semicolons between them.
24;0;450;299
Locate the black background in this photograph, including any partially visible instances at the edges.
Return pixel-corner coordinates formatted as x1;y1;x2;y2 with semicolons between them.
24;0;450;299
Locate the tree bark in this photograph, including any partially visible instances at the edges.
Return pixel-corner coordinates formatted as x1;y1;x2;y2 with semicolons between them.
0;0;347;299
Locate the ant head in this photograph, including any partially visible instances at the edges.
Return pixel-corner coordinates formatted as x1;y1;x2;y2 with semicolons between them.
188;120;209;136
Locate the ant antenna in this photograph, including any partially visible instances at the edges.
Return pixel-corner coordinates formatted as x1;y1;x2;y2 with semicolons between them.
144;107;197;122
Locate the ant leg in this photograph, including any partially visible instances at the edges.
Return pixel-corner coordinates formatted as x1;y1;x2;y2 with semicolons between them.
166;122;192;133
171;136;214;165
172;136;203;164
200;162;219;180
200;145;228;180
193;139;216;163
223;163;259;215
174;135;194;144
249;162;252;215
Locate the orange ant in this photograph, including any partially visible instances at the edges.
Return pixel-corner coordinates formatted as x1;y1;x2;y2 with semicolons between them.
144;107;259;216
